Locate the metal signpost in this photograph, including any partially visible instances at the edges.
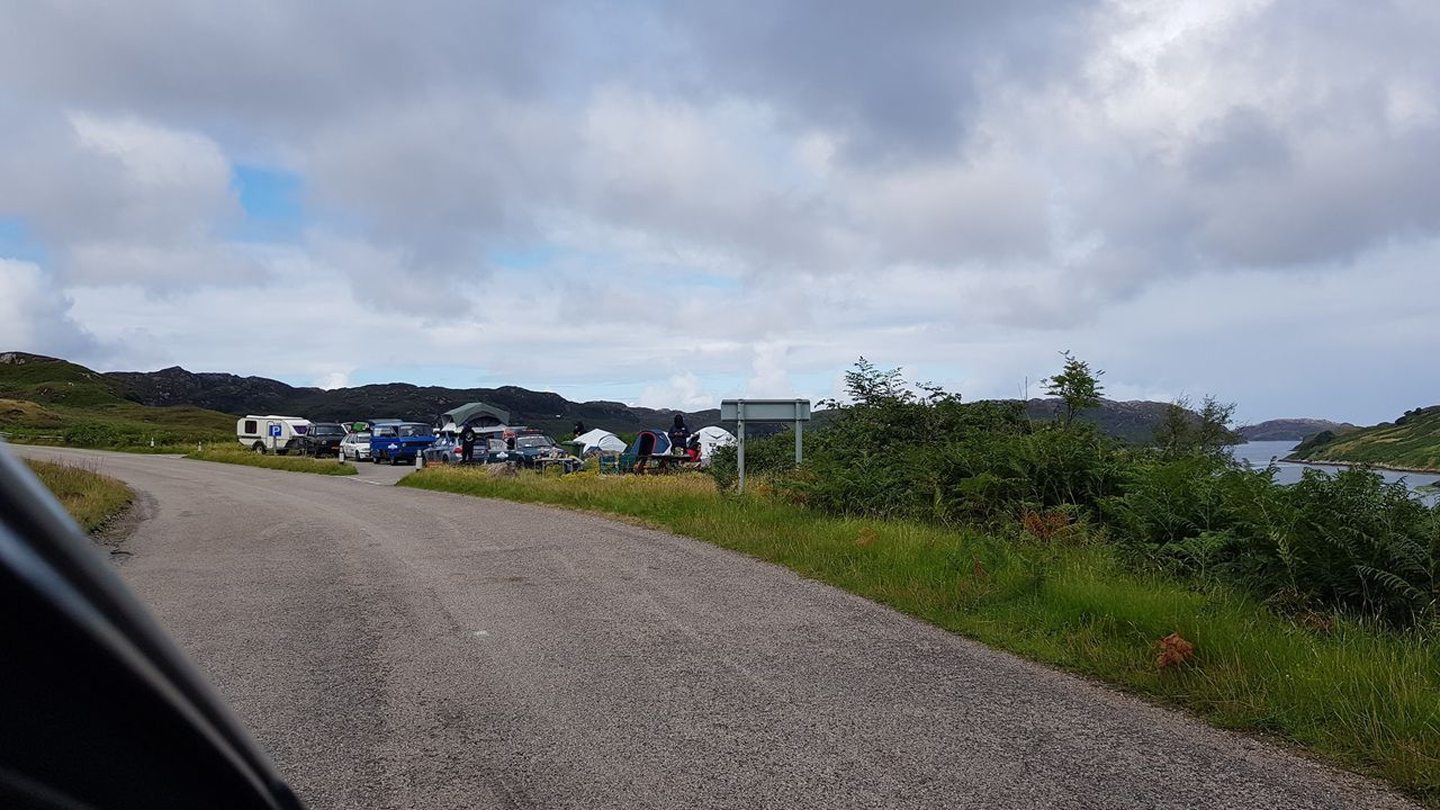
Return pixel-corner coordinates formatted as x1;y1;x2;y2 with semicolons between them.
719;399;812;493
268;422;282;453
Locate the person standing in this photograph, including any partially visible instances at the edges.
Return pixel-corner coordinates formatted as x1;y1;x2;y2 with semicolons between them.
460;426;476;463
668;413;689;453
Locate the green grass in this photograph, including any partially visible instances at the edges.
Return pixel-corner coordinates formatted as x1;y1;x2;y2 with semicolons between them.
25;458;134;533
185;448;358;475
401;467;1440;804
1;396;234;451
1293;409;1440;471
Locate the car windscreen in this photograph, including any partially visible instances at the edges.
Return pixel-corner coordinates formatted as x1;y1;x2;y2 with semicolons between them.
346;433;371;442
514;436;552;449
312;425;344;436
372;426;397;437
397;424;431;437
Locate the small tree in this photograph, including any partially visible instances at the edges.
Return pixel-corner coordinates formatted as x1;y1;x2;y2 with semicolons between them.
1044;351;1104;427
1154;394;1238;457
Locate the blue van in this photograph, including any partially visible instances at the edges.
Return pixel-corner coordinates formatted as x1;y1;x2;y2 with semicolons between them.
368;420;436;465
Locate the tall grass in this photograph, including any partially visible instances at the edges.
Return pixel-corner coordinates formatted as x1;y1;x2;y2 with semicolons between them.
402;467;1440;804
185;448;358;476
25;458;134;532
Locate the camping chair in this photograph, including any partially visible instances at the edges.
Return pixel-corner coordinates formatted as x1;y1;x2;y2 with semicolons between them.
598;451;622;475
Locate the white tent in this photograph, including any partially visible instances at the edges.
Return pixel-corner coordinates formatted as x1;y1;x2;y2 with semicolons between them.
691;425;736;462
571;428;627;455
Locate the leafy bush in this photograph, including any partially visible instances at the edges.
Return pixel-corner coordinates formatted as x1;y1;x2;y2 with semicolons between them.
1106;458;1440;627
707;357;1440;630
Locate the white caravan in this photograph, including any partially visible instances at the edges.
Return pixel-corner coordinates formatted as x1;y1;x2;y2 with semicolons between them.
236;415;312;455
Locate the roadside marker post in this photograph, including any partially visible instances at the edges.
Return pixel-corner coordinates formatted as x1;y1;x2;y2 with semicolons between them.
719;399;811;493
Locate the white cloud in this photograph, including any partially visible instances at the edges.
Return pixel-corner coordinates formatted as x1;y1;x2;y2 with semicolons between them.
3;1;1439;426
0;259;96;357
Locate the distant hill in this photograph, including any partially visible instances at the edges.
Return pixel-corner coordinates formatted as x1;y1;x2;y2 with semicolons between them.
1237;418;1356;443
1018;397;1191;444
1288;406;1440;471
5;351;1208;446
104;364;723;438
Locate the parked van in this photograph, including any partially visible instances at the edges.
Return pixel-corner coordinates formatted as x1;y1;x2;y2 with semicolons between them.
236;415;311;455
368;420;435;465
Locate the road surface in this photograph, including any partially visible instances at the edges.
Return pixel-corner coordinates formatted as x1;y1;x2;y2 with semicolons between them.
12;445;1419;809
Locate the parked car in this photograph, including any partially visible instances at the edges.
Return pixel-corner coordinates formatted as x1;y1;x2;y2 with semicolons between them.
421;436;511;466
339;431;372;462
368;421;435;465
301;423;347;457
508;433;582;472
235;415;310;455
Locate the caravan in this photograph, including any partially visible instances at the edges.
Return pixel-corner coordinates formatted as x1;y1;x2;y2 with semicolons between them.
236;415;311;455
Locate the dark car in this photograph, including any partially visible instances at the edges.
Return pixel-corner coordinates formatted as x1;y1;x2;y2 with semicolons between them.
302;423;347;457
508;433;582;472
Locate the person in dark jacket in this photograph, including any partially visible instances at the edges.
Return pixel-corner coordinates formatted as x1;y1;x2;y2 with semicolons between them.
460;426;476;463
667;413;689;452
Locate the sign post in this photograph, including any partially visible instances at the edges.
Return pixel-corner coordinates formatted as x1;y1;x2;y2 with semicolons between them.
268;422;282;453
719;399;812;493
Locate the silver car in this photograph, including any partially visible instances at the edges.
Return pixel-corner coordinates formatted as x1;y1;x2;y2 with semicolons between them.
339;431;372;462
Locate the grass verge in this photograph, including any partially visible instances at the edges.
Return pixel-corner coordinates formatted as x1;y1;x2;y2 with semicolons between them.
25;458;134;533
401;467;1440;805
185;448;358;476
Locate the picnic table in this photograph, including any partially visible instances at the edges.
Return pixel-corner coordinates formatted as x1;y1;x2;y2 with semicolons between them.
637;451;698;473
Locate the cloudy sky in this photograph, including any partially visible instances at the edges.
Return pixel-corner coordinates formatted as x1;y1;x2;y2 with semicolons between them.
1;1;1437;424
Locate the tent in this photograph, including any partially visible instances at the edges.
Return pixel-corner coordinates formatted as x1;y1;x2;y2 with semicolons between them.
571;428;627;455
691;425;736;463
439;402;511;433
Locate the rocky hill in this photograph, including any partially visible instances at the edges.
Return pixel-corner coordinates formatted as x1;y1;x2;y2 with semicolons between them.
1237;418;1356;443
99;361;722;437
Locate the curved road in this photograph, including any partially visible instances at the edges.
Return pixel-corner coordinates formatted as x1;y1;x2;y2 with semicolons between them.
13;446;1418;809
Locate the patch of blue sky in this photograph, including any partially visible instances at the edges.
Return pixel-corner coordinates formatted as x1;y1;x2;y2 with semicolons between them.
487;244;562;270
0;217;47;263
229;164;303;242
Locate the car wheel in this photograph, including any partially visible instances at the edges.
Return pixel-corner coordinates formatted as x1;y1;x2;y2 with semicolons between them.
252;442;266;454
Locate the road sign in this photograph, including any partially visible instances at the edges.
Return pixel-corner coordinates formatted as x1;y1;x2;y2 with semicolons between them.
268;423;282;438
719;399;812;493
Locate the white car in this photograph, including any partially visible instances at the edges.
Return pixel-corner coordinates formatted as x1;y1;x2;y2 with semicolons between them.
339;432;372;462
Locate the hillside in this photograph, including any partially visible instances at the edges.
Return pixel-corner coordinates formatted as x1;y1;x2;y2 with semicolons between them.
1237;418;1356;443
1288;406;1440;471
1020;397;1191;444
105;364;723;437
7;351;1207;446
0;352;234;447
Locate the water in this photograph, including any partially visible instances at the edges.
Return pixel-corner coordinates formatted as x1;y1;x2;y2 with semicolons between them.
1232;440;1440;503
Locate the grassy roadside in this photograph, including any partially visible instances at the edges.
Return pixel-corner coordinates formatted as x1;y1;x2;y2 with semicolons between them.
401;467;1440;804
25;458;135;533
185;448;358;476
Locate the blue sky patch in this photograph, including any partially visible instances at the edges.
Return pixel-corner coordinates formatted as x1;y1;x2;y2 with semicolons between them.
0;218;46;263
230;164;303;241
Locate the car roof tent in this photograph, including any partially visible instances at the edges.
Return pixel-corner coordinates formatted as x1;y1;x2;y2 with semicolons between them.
441;402;511;429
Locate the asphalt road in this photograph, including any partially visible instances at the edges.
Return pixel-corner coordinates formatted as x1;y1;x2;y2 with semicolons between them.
13;445;1420;809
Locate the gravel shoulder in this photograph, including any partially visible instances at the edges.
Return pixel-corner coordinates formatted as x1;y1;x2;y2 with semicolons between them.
8;444;1421;810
